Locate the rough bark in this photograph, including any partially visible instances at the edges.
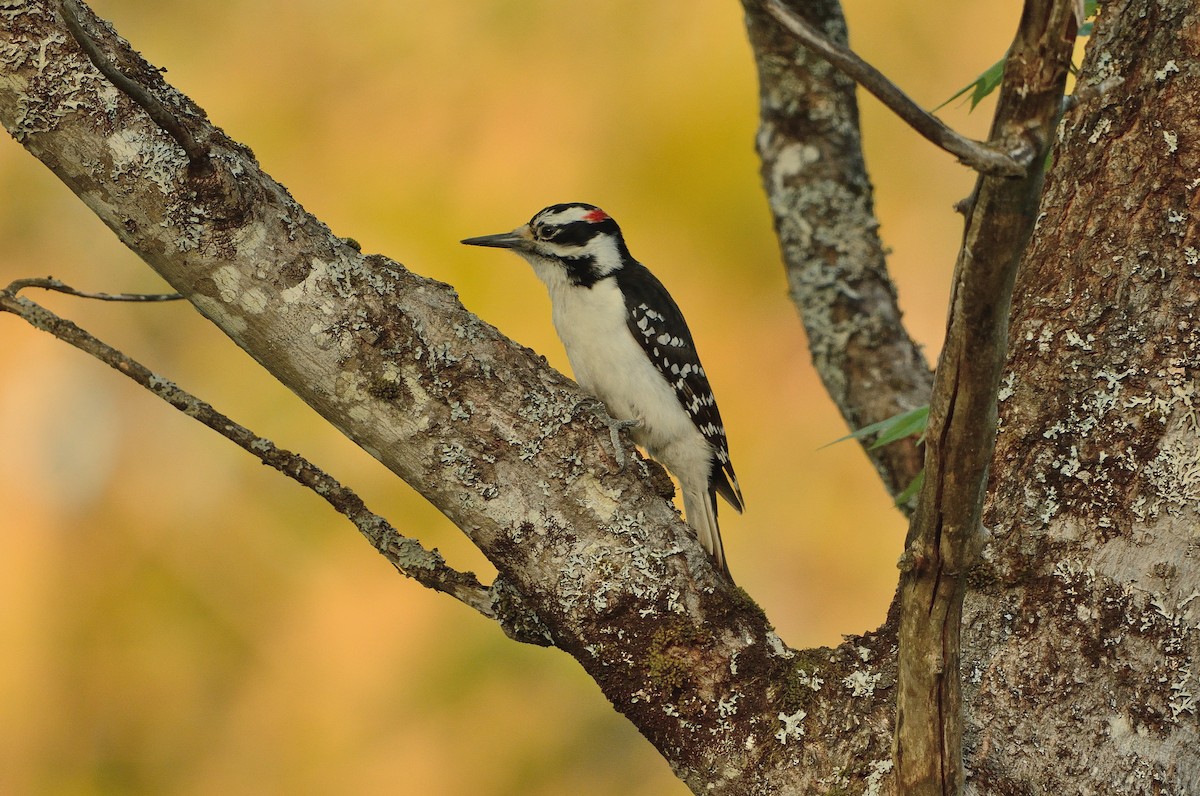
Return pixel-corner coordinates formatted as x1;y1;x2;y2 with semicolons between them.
965;0;1200;790
741;0;1200;791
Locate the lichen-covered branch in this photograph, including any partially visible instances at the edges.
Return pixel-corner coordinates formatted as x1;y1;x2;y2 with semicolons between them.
740;0;933;504
58;0;211;174
894;1;1078;792
967;0;1200;788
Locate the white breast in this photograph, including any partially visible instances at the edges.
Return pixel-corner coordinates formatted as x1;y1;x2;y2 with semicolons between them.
541;274;712;483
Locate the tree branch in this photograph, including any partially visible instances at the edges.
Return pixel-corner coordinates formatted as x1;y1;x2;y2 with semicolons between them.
893;1;1078;792
765;0;1031;177
6;275;183;302
741;0;933;504
0;277;516;630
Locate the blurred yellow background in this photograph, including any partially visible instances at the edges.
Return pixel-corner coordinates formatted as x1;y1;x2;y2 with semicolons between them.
0;1;1020;793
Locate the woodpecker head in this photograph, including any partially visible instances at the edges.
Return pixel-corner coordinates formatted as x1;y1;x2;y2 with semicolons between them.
461;203;632;288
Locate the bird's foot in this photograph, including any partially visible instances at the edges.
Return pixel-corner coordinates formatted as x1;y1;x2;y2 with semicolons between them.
605;416;641;469
584;399;640;469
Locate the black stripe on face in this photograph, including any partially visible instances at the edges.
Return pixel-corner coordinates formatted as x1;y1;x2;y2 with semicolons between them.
538;219;605;247
527;205;627;287
530;204;623;247
561;254;602;287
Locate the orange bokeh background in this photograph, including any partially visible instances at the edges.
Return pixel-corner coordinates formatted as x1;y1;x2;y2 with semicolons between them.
1;1;1025;793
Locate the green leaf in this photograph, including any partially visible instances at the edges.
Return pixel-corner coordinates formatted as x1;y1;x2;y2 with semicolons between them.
868;405;929;450
933;56;1006;112
937;3;1097;113
1078;3;1098;38
823;405;929;450
894;470;925;507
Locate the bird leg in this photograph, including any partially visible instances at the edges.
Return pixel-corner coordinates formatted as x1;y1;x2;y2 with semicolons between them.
606;416;641;470
583;398;640;469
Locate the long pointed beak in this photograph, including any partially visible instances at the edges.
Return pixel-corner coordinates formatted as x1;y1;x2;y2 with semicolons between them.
461;230;526;249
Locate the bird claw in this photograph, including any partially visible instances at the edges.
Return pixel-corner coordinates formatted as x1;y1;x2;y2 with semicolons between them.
606;416;640;469
583;399;638;469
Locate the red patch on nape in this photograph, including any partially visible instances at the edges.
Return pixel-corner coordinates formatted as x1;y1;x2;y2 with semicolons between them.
583;208;610;223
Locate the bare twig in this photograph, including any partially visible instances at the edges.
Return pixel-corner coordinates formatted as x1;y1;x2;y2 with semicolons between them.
9;276;183;302
0;278;521;634
59;0;213;176
765;0;1030;178
893;1;1079;793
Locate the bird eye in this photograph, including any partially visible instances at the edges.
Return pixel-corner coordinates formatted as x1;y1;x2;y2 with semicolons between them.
535;225;559;242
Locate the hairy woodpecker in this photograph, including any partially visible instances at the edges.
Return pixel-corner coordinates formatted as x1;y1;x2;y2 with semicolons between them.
462;203;744;577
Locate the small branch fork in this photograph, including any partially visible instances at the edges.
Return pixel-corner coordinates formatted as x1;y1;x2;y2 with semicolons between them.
0;278;545;638
765;0;1031;178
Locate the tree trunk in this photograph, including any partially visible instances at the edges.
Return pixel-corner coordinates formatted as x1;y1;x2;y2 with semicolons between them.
962;0;1200;789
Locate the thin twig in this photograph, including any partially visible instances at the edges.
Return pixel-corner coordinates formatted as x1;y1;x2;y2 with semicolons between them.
10;276;183;302
0;278;509;628
765;0;1030;178
59;0;213;176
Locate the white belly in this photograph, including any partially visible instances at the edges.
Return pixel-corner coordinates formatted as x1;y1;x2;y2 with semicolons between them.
548;279;713;481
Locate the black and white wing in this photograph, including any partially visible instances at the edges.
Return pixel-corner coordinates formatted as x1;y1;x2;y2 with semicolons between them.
615;261;745;512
